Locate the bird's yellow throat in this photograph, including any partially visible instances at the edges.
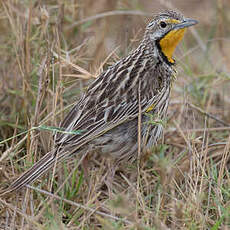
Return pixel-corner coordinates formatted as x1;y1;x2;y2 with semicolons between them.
159;28;186;63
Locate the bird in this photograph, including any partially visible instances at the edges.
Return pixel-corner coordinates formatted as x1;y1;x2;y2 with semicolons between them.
3;10;198;194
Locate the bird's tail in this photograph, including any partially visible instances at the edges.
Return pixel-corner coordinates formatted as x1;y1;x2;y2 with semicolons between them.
1;149;65;195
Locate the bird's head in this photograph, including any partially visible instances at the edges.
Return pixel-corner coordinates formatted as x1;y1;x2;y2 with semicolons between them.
144;10;198;64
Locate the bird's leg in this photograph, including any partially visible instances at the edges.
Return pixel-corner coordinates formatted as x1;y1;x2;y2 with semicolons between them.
140;148;152;167
82;153;90;187
104;159;118;198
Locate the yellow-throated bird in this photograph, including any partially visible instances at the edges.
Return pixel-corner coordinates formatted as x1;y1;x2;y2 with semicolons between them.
4;10;198;193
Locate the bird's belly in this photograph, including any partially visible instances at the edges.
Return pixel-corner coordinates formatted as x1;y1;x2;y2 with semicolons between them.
91;115;164;161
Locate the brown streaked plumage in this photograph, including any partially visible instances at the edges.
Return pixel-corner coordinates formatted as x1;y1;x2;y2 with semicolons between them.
3;10;198;194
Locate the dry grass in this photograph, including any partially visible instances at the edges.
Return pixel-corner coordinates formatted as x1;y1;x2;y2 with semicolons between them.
0;0;230;229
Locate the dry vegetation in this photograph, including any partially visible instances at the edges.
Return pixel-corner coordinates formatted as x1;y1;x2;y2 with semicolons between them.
0;0;230;229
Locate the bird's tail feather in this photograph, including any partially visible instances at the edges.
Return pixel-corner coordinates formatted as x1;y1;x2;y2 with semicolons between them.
2;149;66;195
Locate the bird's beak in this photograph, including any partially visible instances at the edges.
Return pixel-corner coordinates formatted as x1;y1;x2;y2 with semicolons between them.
173;18;198;30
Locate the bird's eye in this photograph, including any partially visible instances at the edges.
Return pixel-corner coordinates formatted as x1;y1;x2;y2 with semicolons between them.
160;21;167;28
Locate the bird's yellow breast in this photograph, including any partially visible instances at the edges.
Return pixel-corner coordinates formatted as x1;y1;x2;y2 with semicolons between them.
146;104;155;112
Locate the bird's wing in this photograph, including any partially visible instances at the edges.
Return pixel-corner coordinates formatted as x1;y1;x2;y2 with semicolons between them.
55;56;162;148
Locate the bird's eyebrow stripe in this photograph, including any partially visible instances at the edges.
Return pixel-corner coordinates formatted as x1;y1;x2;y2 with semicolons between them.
164;19;181;24
149;19;180;27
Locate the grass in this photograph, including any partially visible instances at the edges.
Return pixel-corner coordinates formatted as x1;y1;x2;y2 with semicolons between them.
0;1;230;229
